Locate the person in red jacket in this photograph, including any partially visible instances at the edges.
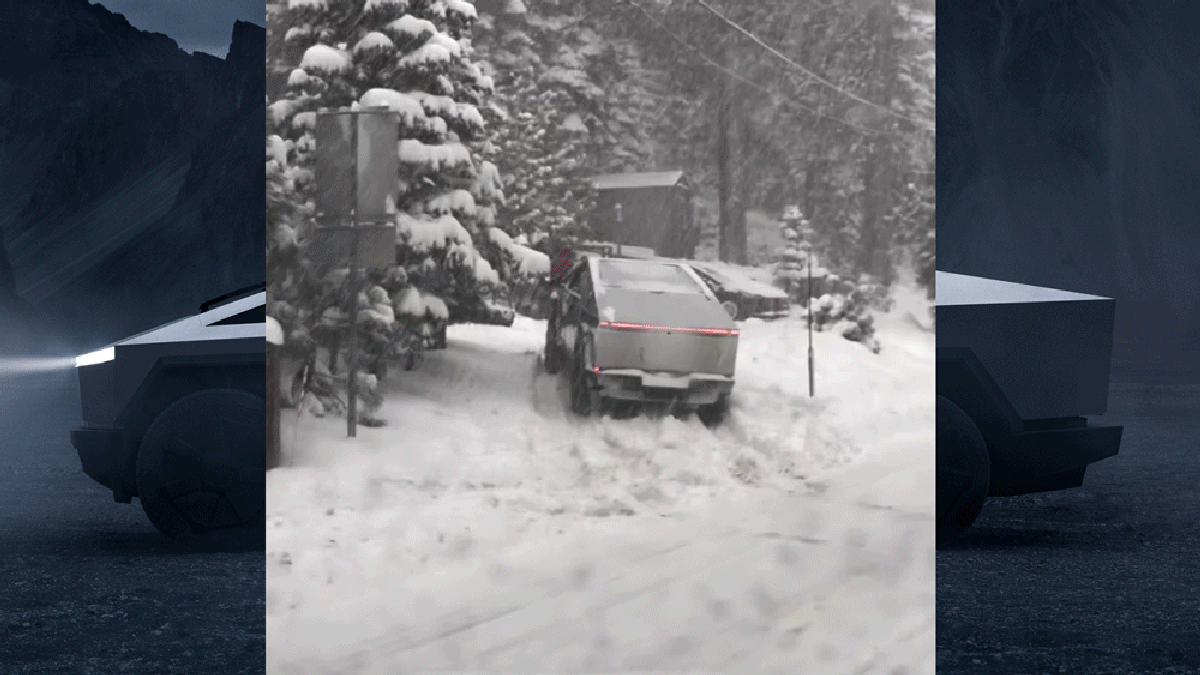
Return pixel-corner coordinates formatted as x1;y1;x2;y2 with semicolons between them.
543;239;576;364
549;239;576;283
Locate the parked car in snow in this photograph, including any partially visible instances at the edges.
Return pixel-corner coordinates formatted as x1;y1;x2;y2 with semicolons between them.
70;284;266;544
688;261;790;321
542;257;738;424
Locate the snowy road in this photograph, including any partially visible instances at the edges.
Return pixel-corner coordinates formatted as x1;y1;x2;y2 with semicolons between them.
267;287;934;673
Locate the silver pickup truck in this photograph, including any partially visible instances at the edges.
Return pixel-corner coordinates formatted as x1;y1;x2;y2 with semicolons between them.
543;256;739;425
937;272;1123;546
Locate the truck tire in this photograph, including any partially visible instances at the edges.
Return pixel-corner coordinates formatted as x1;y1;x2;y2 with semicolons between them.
569;333;606;417
136;388;266;546
697;394;731;427
937;394;990;547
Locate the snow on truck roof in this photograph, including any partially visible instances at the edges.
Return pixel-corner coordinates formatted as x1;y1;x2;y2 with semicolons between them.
936;271;1110;306
115;292;267;346
590;171;686;190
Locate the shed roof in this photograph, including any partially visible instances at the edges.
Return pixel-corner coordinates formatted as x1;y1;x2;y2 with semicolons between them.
591;170;686;191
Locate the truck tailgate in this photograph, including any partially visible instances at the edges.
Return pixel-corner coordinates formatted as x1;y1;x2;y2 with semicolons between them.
594;326;737;378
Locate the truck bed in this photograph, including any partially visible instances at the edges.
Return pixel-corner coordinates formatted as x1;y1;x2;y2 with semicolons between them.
936;272;1116;420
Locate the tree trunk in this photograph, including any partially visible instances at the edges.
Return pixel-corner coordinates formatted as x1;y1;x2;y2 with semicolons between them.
716;55;733;264
859;0;899;282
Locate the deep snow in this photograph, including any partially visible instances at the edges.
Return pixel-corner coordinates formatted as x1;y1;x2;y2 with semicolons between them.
266;283;934;673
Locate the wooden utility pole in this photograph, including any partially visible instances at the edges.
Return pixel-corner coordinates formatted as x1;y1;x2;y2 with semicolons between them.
859;0;899;281
716;60;733;264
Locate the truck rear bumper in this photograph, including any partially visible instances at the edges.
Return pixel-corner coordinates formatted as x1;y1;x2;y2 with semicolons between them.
989;423;1123;496
594;370;734;407
70;426;126;495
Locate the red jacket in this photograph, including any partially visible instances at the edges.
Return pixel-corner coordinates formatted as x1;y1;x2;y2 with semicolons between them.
550;248;575;282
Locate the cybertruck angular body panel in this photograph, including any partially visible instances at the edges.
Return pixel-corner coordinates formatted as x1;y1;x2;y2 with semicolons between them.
71;286;266;544
936;272;1123;545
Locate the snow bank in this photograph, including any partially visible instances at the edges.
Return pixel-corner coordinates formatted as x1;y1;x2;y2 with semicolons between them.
267;281;933;673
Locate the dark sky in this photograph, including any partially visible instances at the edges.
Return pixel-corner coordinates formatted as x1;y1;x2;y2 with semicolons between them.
97;0;264;56
937;0;1200;368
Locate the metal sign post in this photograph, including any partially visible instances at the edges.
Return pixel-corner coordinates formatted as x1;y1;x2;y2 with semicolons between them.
802;218;815;398
313;106;399;438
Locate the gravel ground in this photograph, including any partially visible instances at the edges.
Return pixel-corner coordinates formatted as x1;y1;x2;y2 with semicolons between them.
937;380;1200;674
0;370;264;675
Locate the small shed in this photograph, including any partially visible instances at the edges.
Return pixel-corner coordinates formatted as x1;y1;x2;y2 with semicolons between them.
590;171;695;259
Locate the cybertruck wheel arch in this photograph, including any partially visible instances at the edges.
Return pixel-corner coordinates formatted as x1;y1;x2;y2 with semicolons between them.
936;347;1023;445
136;388;266;544
113;354;266;501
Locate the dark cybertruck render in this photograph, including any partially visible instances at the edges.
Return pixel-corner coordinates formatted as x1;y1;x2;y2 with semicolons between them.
936;272;1123;546
71;285;266;544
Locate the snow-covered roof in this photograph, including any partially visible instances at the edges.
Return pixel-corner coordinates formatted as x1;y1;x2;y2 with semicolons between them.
116;292;267;346
936;271;1109;306
690;262;789;299
591;171;686;191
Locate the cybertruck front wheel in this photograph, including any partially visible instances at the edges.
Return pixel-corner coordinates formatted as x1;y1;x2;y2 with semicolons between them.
136;388;266;546
936;395;990;548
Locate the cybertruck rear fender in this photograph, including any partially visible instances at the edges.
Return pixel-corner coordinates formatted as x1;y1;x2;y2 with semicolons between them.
108;353;266;503
938;347;1122;495
936;347;1024;447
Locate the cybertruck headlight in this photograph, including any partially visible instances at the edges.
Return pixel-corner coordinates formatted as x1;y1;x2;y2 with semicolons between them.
75;347;115;368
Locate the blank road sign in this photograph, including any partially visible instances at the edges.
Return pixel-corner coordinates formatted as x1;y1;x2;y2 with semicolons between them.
314;113;356;220
357;110;399;221
314;109;399;221
306;225;397;271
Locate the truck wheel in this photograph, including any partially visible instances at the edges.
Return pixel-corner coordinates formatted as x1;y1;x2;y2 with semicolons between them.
136;388;266;546
697;395;731;427
569;334;606;417
543;322;562;374
937;394;990;547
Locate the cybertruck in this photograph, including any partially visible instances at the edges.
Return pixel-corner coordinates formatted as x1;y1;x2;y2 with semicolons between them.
543;256;738;424
937;272;1123;546
71;284;266;544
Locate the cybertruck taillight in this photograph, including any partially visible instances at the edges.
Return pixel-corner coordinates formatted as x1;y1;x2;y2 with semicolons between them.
599;321;739;337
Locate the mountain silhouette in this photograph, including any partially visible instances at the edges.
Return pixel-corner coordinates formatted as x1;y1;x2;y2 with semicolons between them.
0;0;263;352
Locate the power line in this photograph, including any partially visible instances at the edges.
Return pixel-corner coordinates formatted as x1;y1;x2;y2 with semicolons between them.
622;0;882;136
690;0;926;127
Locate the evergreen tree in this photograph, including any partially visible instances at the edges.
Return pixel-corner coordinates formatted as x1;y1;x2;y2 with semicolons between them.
268;0;509;421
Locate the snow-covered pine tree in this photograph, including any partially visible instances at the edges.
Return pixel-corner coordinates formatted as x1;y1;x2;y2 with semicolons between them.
268;0;516;421
474;4;607;247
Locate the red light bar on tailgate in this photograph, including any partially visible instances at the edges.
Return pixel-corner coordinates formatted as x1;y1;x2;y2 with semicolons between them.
599;321;739;336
